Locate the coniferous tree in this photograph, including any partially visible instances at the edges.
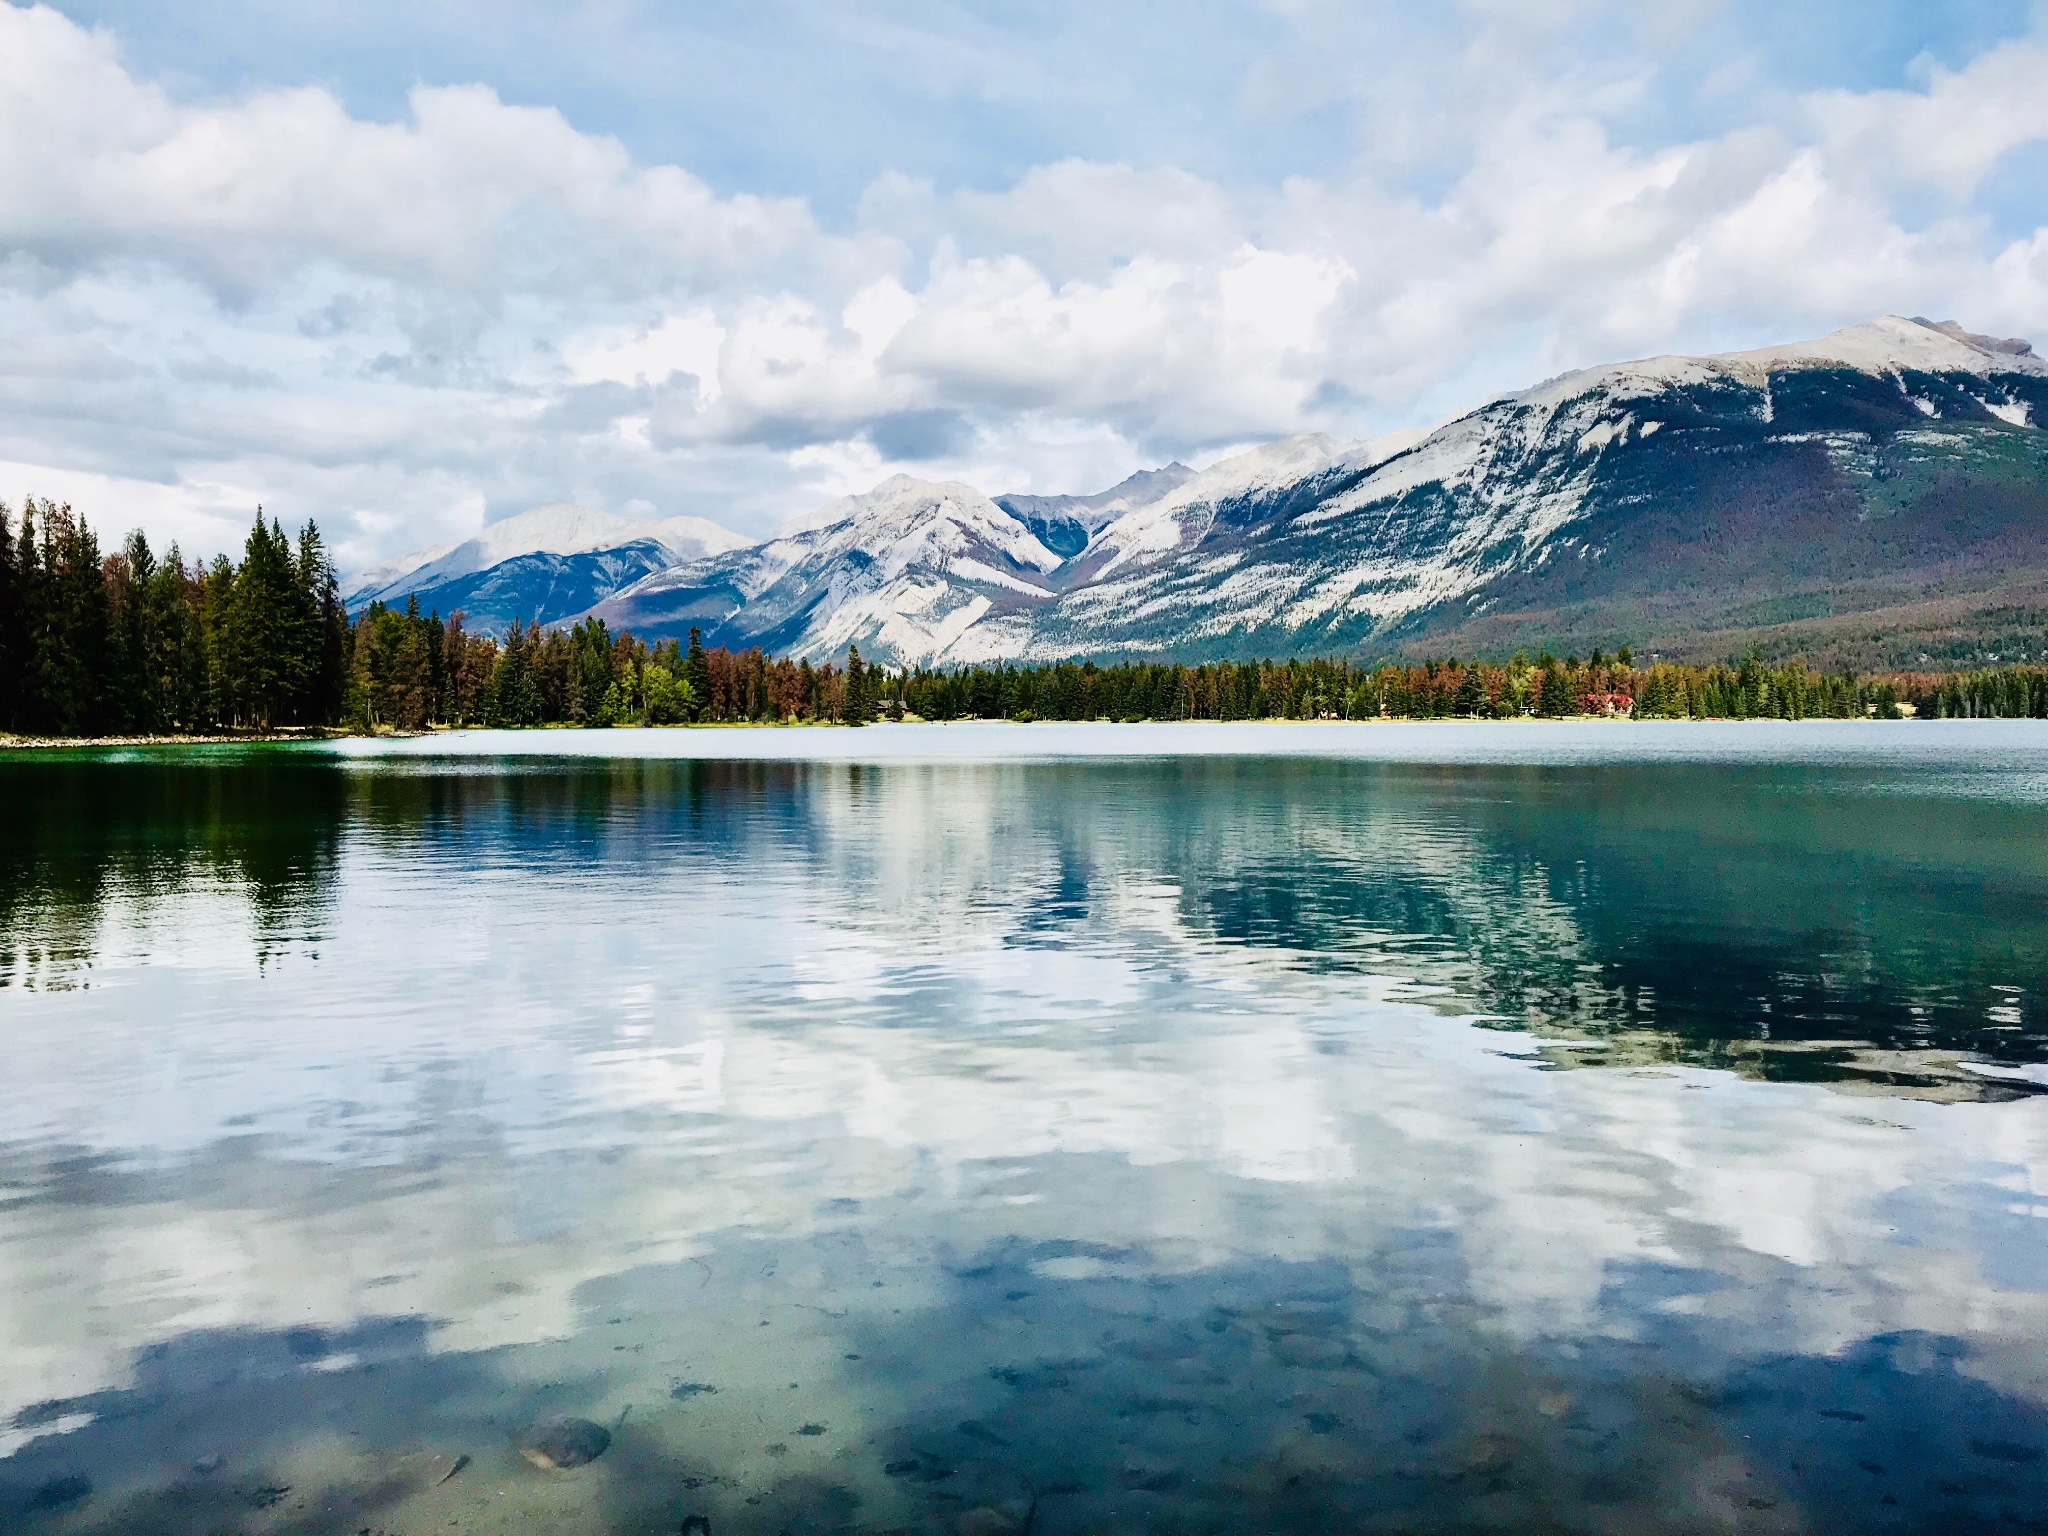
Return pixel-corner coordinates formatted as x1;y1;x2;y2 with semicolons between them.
34;502;112;735
683;626;711;721
570;617;615;725
0;502;18;731
11;499;48;730
214;511;309;727
297;521;347;726
844;644;870;726
1454;666;1486;718
391;594;432;729
158;543;205;729
485;619;544;726
109;530;151;730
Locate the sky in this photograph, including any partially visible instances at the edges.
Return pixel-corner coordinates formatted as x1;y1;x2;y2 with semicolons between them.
3;0;2047;572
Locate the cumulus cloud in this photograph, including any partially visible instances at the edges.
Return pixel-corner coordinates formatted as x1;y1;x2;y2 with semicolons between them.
0;0;2044;570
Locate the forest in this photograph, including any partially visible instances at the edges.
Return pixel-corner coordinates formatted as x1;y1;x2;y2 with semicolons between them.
3;501;2045;738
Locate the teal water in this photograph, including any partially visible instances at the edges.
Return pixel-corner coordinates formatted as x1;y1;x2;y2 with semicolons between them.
2;721;2046;1533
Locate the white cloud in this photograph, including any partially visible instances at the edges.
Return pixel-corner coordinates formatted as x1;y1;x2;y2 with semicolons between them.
566;312;725;399
0;0;2044;568
1807;38;2048;197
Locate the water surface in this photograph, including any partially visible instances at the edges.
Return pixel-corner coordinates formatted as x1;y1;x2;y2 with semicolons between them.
3;722;2046;1533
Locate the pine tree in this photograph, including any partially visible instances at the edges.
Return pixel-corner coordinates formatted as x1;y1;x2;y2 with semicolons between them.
35;503;112;735
153;544;203;729
844;644;870;726
111;530;153;730
214;511;309;727
392;594;431;728
1454;666;1485;718
296;521;346;727
0;502;18;731
683;626;710;721
485;619;544;726
442;612;477;724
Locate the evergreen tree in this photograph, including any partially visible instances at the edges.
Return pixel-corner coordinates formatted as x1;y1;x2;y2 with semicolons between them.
215;511;310;727
392;594;432;728
0;502;18;731
683;626;711;721
34;503;112;735
297;521;347;726
111;530;154;730
344;605;383;730
485;619;544;726
1537;665;1575;718
154;543;205;729
844;644;870;726
1454;666;1486;718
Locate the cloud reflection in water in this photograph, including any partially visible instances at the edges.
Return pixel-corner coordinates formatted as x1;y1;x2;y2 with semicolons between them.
1;730;2046;1531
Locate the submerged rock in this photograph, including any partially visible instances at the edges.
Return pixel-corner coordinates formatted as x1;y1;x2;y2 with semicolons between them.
518;1417;612;1470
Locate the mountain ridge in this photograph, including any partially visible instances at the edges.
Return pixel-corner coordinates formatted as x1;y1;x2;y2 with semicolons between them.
343;502;752;633
351;315;2048;669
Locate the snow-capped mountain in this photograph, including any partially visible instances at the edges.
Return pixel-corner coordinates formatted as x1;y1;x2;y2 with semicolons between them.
585;476;1071;662
577;316;2046;668
344;503;752;633
1039;315;2048;664
340;543;454;605
347;316;2044;667
994;463;1196;559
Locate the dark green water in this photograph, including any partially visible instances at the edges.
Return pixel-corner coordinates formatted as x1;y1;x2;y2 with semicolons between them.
2;722;2046;1533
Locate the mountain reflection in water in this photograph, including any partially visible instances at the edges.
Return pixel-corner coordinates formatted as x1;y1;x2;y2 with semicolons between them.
1;723;2045;1533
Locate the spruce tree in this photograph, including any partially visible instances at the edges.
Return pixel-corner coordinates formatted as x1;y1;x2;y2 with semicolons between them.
296;521;345;727
845;644;870;726
391;594;431;728
683;626;710;721
216;511;309;727
154;544;202;729
114;530;155;730
0;502;17;731
36;503;112;735
1454;666;1486;718
486;618;543;726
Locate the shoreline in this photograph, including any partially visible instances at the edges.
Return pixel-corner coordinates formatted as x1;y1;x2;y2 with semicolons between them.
0;729;347;750
0;714;1943;750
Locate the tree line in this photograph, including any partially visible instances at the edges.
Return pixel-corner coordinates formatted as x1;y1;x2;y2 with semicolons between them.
0;500;345;736
342;607;882;729
886;651;2023;723
7;501;2048;738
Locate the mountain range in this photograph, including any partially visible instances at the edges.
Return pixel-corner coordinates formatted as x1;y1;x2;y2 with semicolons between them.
348;316;2048;670
341;503;750;632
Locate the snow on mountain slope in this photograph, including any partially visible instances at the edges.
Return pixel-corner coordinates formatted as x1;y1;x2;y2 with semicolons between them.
995;464;1196;559
345;503;752;612
1021;315;2048;661
340;543;452;605
584;476;1066;664
1518;316;2047;413
648;515;757;561
1080;432;1426;581
385;314;2045;665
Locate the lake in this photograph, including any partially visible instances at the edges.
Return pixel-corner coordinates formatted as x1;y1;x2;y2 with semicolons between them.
3;720;2046;1533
